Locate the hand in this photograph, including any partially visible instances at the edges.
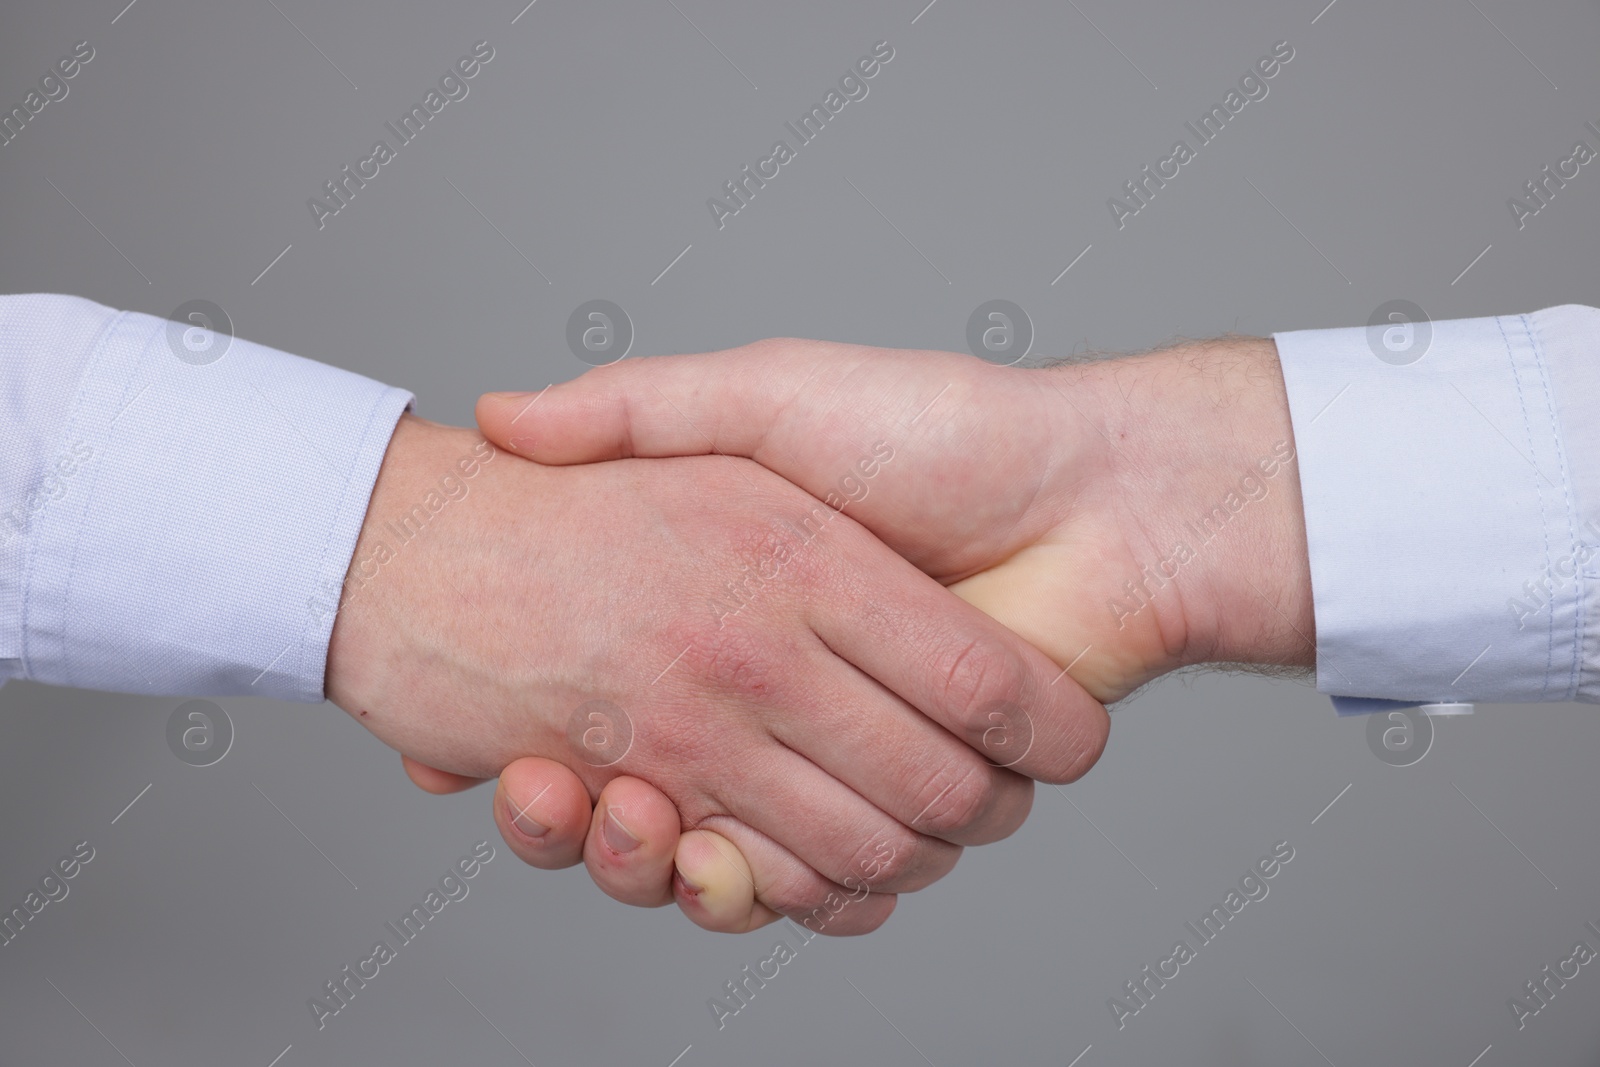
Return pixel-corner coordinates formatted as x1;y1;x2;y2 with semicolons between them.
473;334;1316;927
478;335;1315;701
329;413;1109;934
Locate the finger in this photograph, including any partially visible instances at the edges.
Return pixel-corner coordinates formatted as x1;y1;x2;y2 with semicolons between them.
673;829;782;934
402;754;489;794
582;777;683;908
717;744;961;896
493;757;594;871
810;519;1111;786
477;344;802;464
477;343;1064;584
765;644;1035;847
476;343;999;498
691;815;899;937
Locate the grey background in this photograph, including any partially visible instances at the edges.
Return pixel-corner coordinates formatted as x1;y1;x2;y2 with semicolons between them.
1;0;1596;1064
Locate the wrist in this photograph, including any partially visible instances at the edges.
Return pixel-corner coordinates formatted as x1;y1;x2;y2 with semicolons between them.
1077;337;1315;677
326;414;491;722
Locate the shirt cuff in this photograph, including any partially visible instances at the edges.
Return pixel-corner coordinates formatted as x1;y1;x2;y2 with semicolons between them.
1275;304;1600;707
14;296;412;701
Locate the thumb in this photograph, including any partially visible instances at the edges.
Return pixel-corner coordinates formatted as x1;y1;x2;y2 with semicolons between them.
475;342;824;465
673;829;782;934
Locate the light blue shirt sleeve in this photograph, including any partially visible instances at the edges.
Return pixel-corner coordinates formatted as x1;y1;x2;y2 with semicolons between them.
0;294;412;701
1274;304;1600;710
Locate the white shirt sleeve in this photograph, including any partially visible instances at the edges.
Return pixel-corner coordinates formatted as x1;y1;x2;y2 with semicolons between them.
0;294;412;701
1274;304;1600;709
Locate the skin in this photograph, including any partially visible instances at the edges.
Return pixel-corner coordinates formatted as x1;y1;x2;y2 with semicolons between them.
325;413;1110;934
458;335;1316;933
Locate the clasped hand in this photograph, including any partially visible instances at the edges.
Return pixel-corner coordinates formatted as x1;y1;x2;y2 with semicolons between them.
329;335;1310;935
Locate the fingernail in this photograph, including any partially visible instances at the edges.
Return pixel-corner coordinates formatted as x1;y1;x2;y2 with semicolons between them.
603;806;641;853
508;798;549;839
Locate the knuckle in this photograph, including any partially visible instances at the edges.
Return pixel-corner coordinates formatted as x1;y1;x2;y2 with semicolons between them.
578;356;639;398
849;830;917;890
910;761;995;837
936;639;1026;737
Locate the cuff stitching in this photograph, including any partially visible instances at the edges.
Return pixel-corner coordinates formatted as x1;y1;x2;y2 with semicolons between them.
1494;312;1555;701
19;309;134;685
1525;311;1585;701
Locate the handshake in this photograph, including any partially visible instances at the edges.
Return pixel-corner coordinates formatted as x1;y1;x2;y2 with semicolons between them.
326;333;1315;935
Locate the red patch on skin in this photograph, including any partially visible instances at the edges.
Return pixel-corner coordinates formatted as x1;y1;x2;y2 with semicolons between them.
359;709;369;717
